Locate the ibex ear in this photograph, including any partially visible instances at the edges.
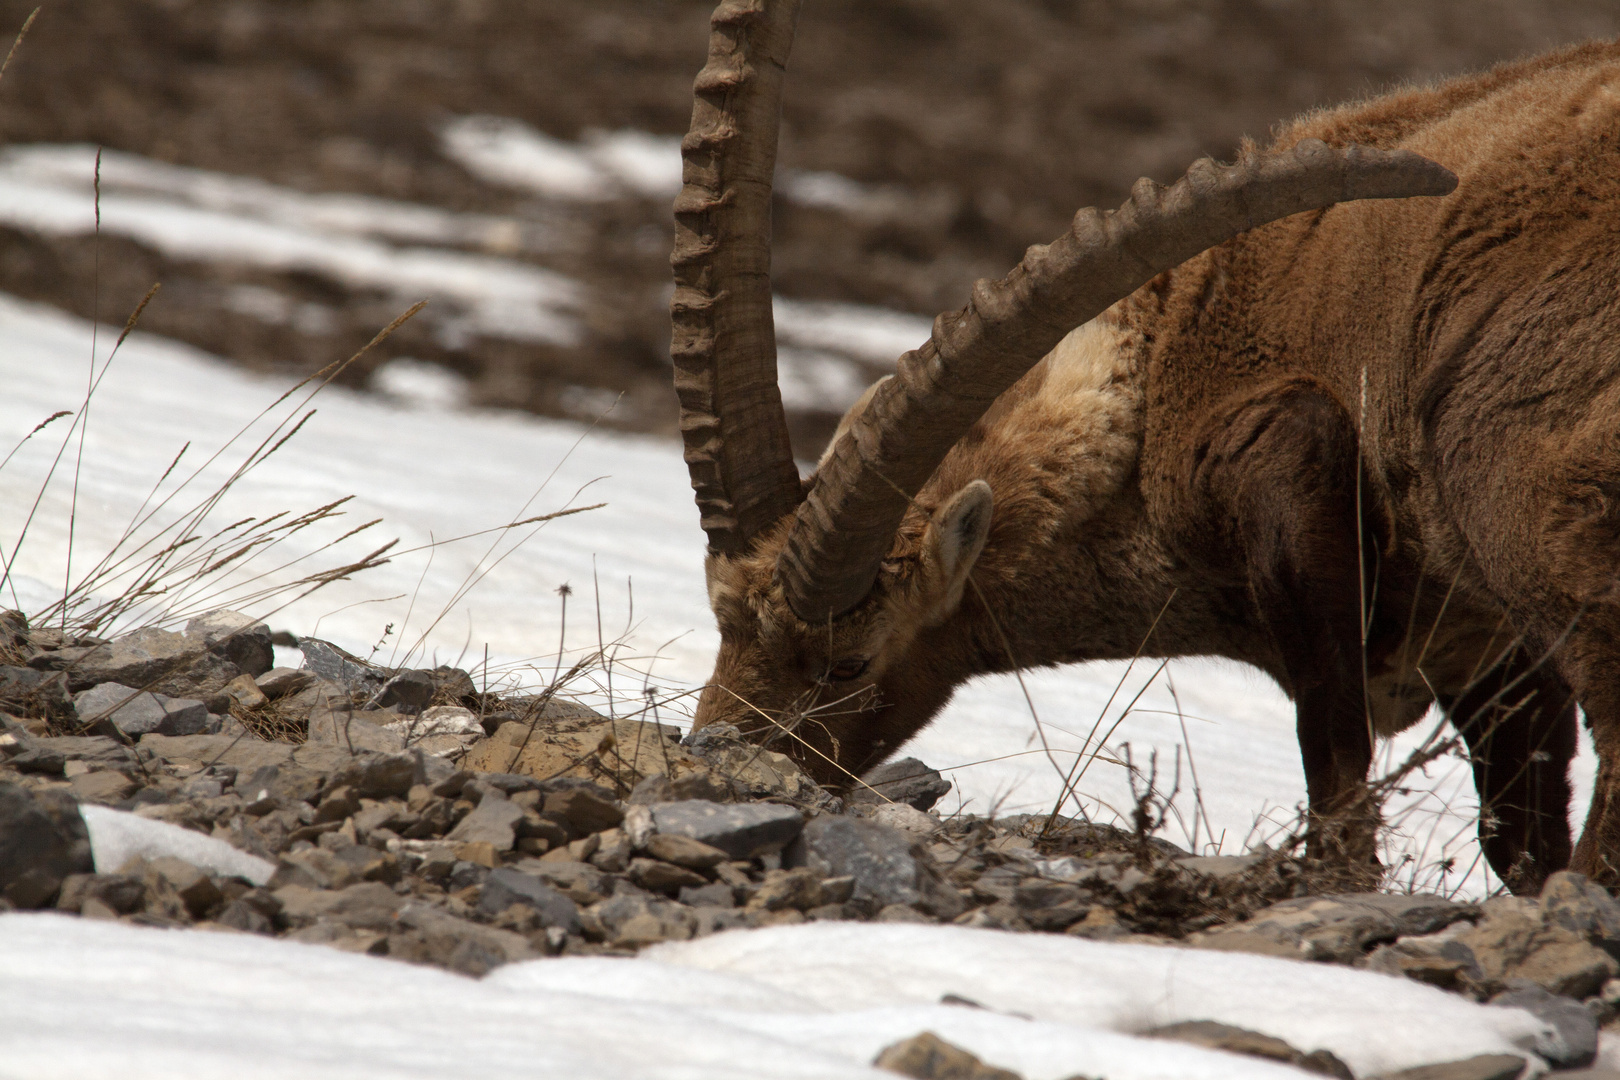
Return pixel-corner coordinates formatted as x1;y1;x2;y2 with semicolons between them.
916;480;994;623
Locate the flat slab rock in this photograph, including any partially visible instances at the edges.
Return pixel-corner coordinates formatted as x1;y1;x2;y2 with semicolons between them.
641;800;804;862
1190;891;1479;962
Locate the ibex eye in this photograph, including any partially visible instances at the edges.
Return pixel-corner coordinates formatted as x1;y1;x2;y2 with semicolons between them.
826;657;869;681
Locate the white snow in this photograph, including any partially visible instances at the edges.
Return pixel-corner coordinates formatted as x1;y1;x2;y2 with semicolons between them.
79;805;276;886
440;117;689;202
0;914;1554;1080
0;144;584;347
644;923;1555;1079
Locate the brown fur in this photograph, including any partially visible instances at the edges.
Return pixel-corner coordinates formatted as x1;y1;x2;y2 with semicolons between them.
697;42;1620;892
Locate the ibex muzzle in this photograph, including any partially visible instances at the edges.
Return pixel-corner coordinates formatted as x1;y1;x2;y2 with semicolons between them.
672;1;1616;894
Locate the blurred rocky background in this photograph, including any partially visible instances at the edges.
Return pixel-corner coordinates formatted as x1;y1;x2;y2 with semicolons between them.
0;0;1615;456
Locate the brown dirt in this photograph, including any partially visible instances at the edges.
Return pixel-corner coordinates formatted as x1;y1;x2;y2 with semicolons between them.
1;0;1616;455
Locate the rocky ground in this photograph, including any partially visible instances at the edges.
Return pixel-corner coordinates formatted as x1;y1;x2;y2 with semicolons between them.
3;609;1620;1078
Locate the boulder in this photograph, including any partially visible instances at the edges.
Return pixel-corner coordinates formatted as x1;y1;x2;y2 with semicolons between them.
73;682;210;737
849;757;953;812
0;782;93;908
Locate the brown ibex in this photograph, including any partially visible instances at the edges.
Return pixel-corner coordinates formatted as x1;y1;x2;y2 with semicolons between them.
672;1;1618;892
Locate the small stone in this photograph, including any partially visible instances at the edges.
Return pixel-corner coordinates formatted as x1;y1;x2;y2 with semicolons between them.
0;783;93;908
273;881;403;930
56;872;146;915
68;770;138;804
872;1031;1021;1080
627;773;675;804
0;667;74;723
543;787;624;838
315;785;361;823
679;881;735;908
750;867;825;912
870;803;941;836
389;901;537;976
184;610;274;679
221;674;268;710
1490;984;1598;1068
519;860;611;905
256;668;314;700
629;857;708;895
1147;1020;1352;1079
476;867;581;932
1192;892;1478;963
642;832;727;870
851;758;953;811
1012;880;1091;933
589;828;631;873
373;669;435;713
588;892;695;948
1372;1055;1529;1080
73;682;210;737
648;800;803;861
145;856;224;920
455;842;500;868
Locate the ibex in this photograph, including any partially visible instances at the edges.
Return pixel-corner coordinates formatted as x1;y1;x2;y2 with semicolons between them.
672;1;1619;893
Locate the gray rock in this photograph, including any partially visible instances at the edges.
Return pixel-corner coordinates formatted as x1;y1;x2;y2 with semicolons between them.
298;681;407;754
1371;1054;1528;1080
445;793;525;850
296;639;386;693
786;815;958;915
255;667;314;700
0;666;74;722
1175;854;1266;881
647;800;803;861
372;669;434;713
273;882;404;930
1454;896;1620;998
0;783;93;908
65;626;238;696
1192;892;1479;963
184;610;274;679
587;891;695;947
544;787;625;839
516;859;611;905
1490;984;1597;1068
476;867;580;932
1147;1020;1351;1079
872;1032;1021;1080
849;757;953;811
56;872;147;915
21;735;138;769
389;901;536;975
679;881;736;908
74;682;210;737
1541;872;1620;953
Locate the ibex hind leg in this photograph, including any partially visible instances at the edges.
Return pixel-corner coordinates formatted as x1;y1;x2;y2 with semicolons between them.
1440;648;1576;895
1192;378;1379;878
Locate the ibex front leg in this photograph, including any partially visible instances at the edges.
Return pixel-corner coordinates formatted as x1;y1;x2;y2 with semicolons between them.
1191;377;1379;876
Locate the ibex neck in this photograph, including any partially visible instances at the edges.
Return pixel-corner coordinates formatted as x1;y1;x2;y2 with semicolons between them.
921;315;1184;671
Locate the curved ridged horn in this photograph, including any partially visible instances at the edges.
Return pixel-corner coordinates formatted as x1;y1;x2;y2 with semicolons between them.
778;139;1458;622
670;0;804;558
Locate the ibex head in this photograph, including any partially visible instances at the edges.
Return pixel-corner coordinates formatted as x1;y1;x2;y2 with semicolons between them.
671;0;1456;788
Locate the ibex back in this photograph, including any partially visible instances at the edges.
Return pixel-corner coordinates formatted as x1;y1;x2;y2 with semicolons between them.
672;0;1620;893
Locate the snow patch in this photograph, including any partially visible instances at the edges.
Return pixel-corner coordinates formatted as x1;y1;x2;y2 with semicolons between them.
80;805;276;885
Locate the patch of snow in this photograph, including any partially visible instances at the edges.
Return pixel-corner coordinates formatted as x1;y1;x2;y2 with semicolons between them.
776;346;875;414
0;915;1557;1080
369;358;471;411
79;805;276;885
773;297;932;364
0;144;584;347
647;922;1553;1079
